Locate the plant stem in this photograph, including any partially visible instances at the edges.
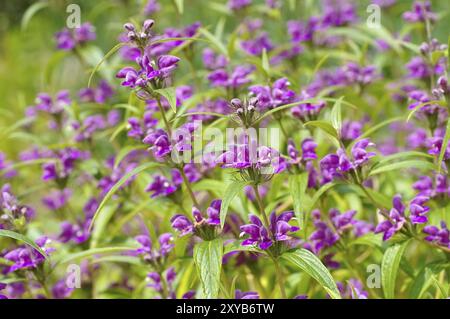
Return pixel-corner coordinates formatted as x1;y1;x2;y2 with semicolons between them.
272;256;287;298
180;165;200;207
156;96;172;136
253;184;270;229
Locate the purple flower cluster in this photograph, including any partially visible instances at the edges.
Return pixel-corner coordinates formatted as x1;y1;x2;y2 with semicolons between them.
171;200;222;240
320;139;376;183
240;211;299;250
55;23;96;51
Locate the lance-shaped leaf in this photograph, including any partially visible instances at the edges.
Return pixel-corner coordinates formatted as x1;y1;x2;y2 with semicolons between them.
381;240;410;299
219;180;248;228
193;238;224;299
288;173;310;229
154;87;177;114
282;248;341;299
0;230;47;258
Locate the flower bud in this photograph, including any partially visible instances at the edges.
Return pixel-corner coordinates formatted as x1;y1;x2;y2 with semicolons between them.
419;42;429;55
143;19;155;32
124;23;135;31
438;76;448;92
230;98;243;109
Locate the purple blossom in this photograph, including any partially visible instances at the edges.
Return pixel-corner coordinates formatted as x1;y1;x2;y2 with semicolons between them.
249;78;296;110
241;32;273;56
171;200;222;239
145;175;177;198
235;290;259;299
2;236;54;273
208;66;254;88
55;23;96;51
116;54;180;89
42;188;72;211
403;1;437;23
423;221;450;248
374;195;406;241
134;233;174;263
240;211;299;250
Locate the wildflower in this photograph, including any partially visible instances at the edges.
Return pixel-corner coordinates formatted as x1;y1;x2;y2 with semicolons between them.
240;211;299;250
2;236;54;273
171;200;222;240
55;23;96;51
248;78;296;110
403;1;437;23
374;195;406;240
423;221;450;248
134;233;174;264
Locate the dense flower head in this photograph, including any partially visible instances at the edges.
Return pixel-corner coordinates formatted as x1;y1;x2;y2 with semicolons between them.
0;184;35;230
171;199;222;240
403;1;437;23
320;139;376;183
374;194;406;241
309;208;372;253
240;211;299;250
249;78;296;110
55;23;96;50
116;54;180;90
2;237;54;273
134;233;174;264
423;221;450;248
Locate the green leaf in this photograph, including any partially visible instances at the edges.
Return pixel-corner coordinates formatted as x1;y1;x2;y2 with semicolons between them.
173;0;184;14
88;162;161;232
199;28;228;57
21;1;48;30
113;145;147;169
220;181;248;228
372;151;433;167
88;42;126;88
0;230;48;258
349;233;382;248
304;120;339;142
58;246;136;265
154;87;177;113
261;48;270;76
369;160;435;176
330;97;343;133
437;119;450;173
381;240;410;299
193;238;224;299
282;248;341;299
288;173;310;229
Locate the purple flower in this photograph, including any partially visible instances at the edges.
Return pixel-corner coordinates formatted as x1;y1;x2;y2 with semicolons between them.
375;195;406;240
3;236;54;273
321;0;358;27
144;0;160;15
55;23;96;51
235;290;259;299
116;54;180;89
171;200;222;240
202;48;228;70
249;78;296;110
409;195;430;224
208;66;254;88
52;279;74;299
42;188;72;211
0;282;7;299
228;0;252;10
241;32;273;56
145;175;177;198
135;233;174;263
338;279;369;299
143;129;173;159
240;211;299;250
403;1;437;23
423;221;450;248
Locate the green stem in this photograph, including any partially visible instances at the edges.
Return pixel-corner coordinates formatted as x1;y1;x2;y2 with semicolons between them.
253;184;270;229
180;165;200;207
156;96;172;136
272;256;287;298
